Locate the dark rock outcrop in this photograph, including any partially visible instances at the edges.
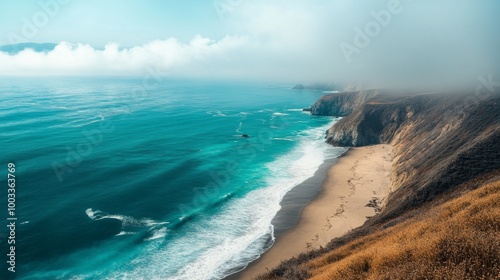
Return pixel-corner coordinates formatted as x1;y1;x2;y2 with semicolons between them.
291;84;304;90
291;83;341;91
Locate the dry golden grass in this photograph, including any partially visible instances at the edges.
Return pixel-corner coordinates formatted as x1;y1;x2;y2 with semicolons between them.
303;180;500;280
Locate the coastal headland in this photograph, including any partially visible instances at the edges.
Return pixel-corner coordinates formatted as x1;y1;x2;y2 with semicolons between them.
235;89;500;279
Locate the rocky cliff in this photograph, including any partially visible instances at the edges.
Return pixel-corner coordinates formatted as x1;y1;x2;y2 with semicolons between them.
256;90;500;279
313;90;500;222
309;90;378;116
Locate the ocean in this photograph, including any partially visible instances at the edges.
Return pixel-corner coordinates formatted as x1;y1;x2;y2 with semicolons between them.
0;77;345;279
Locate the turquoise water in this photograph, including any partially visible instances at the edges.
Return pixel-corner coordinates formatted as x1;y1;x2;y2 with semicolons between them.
0;77;344;279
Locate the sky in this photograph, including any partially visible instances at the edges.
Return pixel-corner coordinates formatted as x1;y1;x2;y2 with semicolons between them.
0;0;499;88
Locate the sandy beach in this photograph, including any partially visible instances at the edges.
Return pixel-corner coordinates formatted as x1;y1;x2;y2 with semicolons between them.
237;144;393;279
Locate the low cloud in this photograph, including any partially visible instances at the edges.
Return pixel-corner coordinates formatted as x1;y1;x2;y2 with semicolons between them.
1;0;499;89
0;35;249;76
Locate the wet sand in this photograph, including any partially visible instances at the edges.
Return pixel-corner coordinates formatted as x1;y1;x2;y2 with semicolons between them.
236;144;393;279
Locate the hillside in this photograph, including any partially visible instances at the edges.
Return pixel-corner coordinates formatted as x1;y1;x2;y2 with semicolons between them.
313;91;500;223
257;173;500;279
256;90;500;279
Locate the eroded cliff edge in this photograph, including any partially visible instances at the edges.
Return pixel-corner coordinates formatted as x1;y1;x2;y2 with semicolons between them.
311;90;500;223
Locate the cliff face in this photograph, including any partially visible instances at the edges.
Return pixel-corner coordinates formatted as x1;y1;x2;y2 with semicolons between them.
309;90;379;116
314;91;500;222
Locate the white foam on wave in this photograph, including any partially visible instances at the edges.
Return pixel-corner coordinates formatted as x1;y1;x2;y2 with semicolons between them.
236;122;243;133
102;118;347;280
85;208;168;240
273;137;294;141
272;112;289;116
145;227;168;241
116;231;136;236
270;112;290;121
257;109;274;113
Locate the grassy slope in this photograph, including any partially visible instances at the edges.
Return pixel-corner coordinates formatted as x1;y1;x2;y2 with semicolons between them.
257;175;500;280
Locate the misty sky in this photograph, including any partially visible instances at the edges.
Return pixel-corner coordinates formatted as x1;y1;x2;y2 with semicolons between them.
1;0;499;88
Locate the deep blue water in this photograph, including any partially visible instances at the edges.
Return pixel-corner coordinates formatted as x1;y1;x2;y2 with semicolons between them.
0;77;344;279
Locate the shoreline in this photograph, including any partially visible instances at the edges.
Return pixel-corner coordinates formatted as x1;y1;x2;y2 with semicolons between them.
233;144;393;279
268;156;341;237
225;157;341;279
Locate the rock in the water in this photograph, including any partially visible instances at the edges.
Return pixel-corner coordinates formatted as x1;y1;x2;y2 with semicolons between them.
242;134;250;138
292;84;304;90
